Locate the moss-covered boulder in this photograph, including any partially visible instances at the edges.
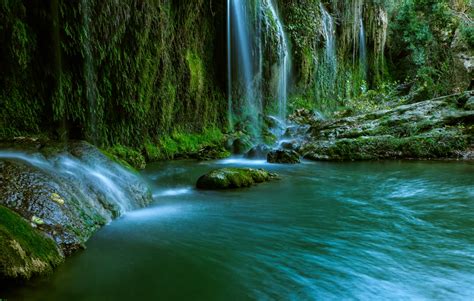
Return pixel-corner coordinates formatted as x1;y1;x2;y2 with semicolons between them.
0;205;64;280
267;150;301;164
196;168;277;190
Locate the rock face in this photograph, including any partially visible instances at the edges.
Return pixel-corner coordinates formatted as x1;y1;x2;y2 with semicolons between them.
267;150;301;164
195;145;231;161
297;93;474;160
0;141;152;279
196;168;277;190
244;144;271;159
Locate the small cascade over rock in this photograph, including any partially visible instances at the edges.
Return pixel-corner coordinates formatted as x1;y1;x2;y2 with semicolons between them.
0;141;151;254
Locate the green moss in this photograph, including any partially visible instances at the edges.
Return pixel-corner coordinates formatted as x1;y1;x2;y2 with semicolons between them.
0;205;64;280
105;144;146;170
196;168;277;190
149;127;226;161
311;128;468;161
185;49;205;95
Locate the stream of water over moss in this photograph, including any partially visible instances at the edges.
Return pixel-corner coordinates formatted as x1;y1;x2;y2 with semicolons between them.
4;159;474;300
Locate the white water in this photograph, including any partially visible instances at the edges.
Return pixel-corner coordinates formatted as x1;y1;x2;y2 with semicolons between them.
320;3;337;77
227;0;261;137
0;150;139;213
359;17;368;83
263;0;291;124
227;0;291;138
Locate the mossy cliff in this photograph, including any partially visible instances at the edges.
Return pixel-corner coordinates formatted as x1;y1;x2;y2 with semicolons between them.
279;0;473;113
0;0;227;148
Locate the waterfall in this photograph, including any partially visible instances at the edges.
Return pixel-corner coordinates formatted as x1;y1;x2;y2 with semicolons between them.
263;0;291;124
227;0;233;131
320;3;337;76
227;0;261;138
315;3;338;109
227;0;291;140
359;17;368;84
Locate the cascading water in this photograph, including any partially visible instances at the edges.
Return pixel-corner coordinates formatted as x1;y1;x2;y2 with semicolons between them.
227;0;291;139
359;16;368;84
315;3;338;109
263;0;291;125
320;3;337;78
0;149;143;214
227;0;261;137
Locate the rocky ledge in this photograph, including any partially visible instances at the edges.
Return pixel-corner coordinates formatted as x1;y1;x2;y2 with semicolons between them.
291;93;474;161
196;168;278;190
0;140;152;280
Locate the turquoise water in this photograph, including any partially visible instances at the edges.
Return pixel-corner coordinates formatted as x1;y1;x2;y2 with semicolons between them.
3;159;474;300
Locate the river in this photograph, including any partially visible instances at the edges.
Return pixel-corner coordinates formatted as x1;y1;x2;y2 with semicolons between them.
4;159;474;300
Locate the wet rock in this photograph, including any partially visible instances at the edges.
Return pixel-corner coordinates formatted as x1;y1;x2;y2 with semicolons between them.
244;144;271;159
195;145;231;161
465;97;474;111
0;205;64;280
288;109;323;125
264;115;285;131
279;140;299;151
0;141;153;279
196;168;277;190
267;149;300;164
298;95;474;161
232;137;253;154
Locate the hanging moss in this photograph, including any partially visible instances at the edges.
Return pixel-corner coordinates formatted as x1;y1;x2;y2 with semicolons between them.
0;1;226;150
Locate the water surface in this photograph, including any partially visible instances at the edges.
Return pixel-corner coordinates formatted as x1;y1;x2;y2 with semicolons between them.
4;160;474;300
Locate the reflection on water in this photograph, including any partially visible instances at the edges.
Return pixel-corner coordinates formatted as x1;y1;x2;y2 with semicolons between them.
4;160;474;300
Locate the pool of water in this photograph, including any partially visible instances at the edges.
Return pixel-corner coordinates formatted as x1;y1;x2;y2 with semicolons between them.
3;159;474;300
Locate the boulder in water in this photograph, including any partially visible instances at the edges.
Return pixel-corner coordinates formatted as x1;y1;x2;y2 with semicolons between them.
244;144;271;159
267;149;300;164
196;168;277;190
232;137;253;154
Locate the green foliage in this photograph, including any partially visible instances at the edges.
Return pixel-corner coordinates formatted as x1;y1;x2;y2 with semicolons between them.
0;205;63;279
0;1;226;149
388;0;464;98
105;144;146;170
151;127;225;161
185;49;205;96
460;21;474;48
